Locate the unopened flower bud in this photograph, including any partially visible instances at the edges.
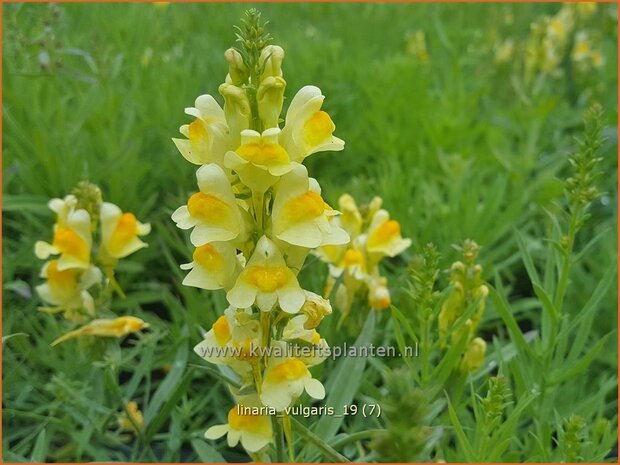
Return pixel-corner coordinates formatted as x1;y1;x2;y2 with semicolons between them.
368;277;391;310
219;83;251;146
300;291;332;329
257;76;286;129
338;194;363;238
460;337;486;373
259;45;285;80
224;48;249;86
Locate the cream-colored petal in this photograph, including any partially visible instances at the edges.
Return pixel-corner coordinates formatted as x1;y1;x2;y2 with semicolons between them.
194;94;225;121
100;202;122;244
182;265;223;290
35;241;58;260
227;281;258;309
172;205;197;229
227;429;242;447
255;292;278;312
260;379;303;411
205;424;229;440
79;266;103;290
190;224;237;246
240;431;271;453
277;286;305;314
115;237;148;259
57;254;89;271
137;222;151;235
304;377;325;400
285;86;323;126
172;138;203;165
36;283;62;306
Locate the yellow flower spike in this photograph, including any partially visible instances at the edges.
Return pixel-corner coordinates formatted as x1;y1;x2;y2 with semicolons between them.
460;337;487;373
591;50;604;68
173;94;232;166
35;208;92;270
280;85;344;163
272;164;349;248
219;83;252;147
36;260;102;314
260;341;325;411
225;128;293;192
51;316;148;346
205;401;273;453
100;203;150;259
572;31;592;63
180;241;241;290
365;209;411;258
118;401;144;433
227;236;305;313
172;163;246;247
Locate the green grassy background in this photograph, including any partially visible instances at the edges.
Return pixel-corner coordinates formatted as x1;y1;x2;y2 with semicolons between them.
2;2;618;462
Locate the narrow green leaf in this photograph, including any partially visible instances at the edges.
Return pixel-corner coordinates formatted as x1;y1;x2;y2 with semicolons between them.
144;327;189;426
445;395;475;461
293;418;350;463
191;438;226;463
307;311;375;445
30;428;48;462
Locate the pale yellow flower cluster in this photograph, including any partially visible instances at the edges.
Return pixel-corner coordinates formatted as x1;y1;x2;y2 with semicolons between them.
34;183;149;344
171;22;347;453
524;3;603;79
405;30;429;62
437;240;488;373
317;195;411;318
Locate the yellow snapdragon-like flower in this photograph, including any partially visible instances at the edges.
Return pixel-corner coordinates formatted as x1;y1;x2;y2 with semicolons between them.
100;202;150;259
316;194;410;316
36;260;102;319
365;209;412;259
272;164;348;248
118;401;145;433
280;86;344;163
260;341;325;411
205;401;273;453
35;205;92;270
51;316;148;346
282;315;330;367
194;307;259;376
180;242;242;290
299;290;332;329
227;236;305;313
172;163;246;246
225;128;294;192
172;94;232;166
367;275;391;310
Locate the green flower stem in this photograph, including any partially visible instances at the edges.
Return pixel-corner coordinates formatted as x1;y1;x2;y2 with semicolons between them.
283;413;295;461
273;414;286;462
